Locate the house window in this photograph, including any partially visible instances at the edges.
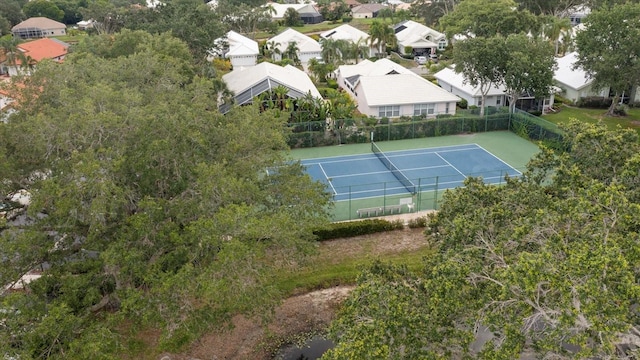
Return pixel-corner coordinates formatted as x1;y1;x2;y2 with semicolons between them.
496;98;501;105
478;99;483;106
413;103;434;116
445;103;449;114
438;39;447;50
379;105;400;117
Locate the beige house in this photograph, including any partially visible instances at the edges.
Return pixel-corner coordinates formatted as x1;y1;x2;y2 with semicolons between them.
12;17;66;39
351;4;387;19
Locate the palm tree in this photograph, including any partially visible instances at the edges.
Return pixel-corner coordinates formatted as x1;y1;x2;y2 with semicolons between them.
263;40;281;61
284;42;300;65
0;38;20;75
320;38;340;65
368;21;396;57
543;16;572;56
348;38;370;64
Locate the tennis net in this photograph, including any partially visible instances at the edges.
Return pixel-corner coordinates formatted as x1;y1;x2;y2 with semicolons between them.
371;142;416;194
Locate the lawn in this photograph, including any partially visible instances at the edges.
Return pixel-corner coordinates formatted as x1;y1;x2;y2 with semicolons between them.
542;104;640;133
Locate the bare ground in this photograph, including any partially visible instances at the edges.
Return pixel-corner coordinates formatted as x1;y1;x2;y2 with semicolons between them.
160;213;432;360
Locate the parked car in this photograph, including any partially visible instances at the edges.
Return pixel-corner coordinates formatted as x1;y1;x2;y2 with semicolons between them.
429;53;439;63
415;56;427;65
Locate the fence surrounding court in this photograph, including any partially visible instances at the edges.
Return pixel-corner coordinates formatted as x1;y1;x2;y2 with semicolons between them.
331;166;526;222
287;107;565;149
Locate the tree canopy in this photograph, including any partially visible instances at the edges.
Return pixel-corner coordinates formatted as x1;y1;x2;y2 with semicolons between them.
326;121;640;359
0;32;332;358
575;2;640;115
440;0;538;38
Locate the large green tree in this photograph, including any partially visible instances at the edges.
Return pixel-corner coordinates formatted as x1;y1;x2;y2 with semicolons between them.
22;0;64;21
326;121;640;359
515;0;583;16
501;33;556;113
122;0;225;61
575;2;640;115
452;36;506;115
0;32;332;358
440;0;538;38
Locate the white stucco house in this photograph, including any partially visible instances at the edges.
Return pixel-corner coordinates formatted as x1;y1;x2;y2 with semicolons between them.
319;24;376;58
434;66;556;113
220;62;322;113
267;28;322;64
209;31;259;68
553;52;608;103
335;59;459;118
393;20;447;56
433;67;507;107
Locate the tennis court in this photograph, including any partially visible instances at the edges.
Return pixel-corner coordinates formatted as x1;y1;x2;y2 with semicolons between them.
302;143;521;202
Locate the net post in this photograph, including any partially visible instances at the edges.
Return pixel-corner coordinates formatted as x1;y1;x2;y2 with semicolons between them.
370;131;374;143
349;185;352;220
434;176;439;210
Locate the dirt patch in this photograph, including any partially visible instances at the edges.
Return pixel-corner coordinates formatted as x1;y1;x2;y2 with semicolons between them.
160;223;429;360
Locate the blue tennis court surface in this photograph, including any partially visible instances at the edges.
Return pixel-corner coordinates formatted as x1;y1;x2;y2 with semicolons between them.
301;144;521;201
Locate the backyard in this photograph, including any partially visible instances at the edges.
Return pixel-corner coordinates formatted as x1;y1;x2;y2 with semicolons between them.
542;104;640;133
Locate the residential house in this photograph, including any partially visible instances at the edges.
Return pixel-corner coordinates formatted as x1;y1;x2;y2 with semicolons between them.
220;61;322;113
554;52;608;103
394;20;447;56
319;24;376;58
209;31;259;68
267;28;322;64
434;66;555;113
265;2;324;24
12;17;66;39
434;67;506;107
351;4;387;19
344;0;361;8
335;58;459;118
0;87;15;123
1;38;69;77
564;5;590;26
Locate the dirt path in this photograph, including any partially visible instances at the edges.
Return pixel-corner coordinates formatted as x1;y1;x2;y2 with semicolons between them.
162;213;432;360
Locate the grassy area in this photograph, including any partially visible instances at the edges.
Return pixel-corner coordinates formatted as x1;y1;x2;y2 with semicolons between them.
273;228;433;296
542;104;640;132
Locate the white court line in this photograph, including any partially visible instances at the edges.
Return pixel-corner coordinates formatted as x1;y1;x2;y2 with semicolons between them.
434;152;466;179
318;163;338;195
473;143;523;175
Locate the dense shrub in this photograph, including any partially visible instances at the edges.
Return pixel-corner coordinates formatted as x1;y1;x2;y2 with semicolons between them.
407;216;428;228
577;96;613;108
458;98;468;109
313;219;404;241
327;79;338;89
342;16;352;23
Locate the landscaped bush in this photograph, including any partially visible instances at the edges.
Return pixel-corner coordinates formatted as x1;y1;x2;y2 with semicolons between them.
407;216;428;228
342;16;352;23
458;98;468;109
577;96;613;108
327;79;338;89
313;219;404;241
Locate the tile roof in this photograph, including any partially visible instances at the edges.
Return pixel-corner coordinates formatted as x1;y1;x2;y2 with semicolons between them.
16;38;69;63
